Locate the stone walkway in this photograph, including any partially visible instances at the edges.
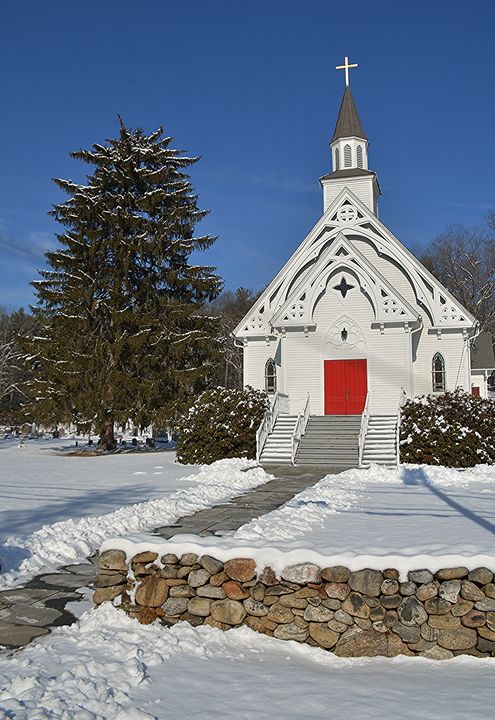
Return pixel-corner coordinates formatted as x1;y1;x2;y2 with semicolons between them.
0;465;331;650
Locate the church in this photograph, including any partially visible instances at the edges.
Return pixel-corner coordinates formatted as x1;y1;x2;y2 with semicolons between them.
234;58;480;467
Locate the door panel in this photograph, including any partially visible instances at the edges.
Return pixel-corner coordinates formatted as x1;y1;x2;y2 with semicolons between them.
324;359;367;415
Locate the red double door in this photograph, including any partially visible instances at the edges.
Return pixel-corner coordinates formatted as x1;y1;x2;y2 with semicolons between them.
324;359;367;415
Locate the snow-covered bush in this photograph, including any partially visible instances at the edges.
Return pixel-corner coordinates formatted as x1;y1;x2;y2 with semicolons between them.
176;386;269;464
400;389;495;467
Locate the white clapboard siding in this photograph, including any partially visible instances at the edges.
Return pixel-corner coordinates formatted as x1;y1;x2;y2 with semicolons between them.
323;178;374;212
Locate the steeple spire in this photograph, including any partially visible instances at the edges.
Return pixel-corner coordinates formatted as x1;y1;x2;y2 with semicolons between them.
331;86;367;144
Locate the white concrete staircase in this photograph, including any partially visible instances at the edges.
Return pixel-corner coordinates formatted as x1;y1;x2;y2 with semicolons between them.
362;415;398;467
259;414;298;465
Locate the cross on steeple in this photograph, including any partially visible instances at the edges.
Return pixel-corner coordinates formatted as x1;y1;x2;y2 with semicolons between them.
336;56;358;87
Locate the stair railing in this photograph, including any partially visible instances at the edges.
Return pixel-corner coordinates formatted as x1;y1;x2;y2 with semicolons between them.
256;391;289;463
358;391;370;468
291;393;310;466
395;386;407;467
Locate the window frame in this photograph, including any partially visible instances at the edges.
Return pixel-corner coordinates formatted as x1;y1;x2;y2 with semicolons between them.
264;358;277;394
432;352;446;393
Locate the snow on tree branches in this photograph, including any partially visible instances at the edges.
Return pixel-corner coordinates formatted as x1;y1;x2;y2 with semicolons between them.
22;119;222;448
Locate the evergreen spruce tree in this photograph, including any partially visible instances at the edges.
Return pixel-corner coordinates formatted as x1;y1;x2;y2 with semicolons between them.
24;119;222;449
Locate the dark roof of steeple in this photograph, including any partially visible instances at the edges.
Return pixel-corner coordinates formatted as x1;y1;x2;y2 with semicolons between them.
330;86;367;143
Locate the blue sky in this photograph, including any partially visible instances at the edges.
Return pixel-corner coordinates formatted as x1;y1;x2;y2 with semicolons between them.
1;0;494;309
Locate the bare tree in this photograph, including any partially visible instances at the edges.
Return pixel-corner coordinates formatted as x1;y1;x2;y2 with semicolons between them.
208;288;261;389
420;216;495;332
0;309;37;423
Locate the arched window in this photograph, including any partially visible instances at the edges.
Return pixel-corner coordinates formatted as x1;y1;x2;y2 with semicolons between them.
265;358;277;394
432;353;446;392
344;144;352;167
335;147;340;170
356;145;363;168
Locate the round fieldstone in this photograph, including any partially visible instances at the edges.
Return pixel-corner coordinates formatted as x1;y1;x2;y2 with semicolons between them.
355;617;372;630
468;568;493;585
321;598;341;610
392;622;421;644
325;583;350;601
132;551;158;564
169;585;195;598
281;563;321;585
383;610;398;628
279;594;309;609
369;605;386;622
243;597;268;617
309;623;339;649
348;569;383;597
188;597;211;617
421;624;439;641
334;609;353;625
93;585;123;605
250;584;266;602
398;597;428;626
188;569;211;588
259;566;278;586
158;564;178;579
476;637;495;653
267;603;295;624
199;555;224;575
399;582;417;597
196;585;226;599
421;645;454;660
180;553;199;566
439;580;461;603
180;611;204;627
428;614;460;630
483;583;495;599
245;616;276;636
383;568;400;580
162;597;189;616
161;553;178;565
373;621;388;633
461;609;486;628
177;566;192;579
437;626;477;650
135;576;169;607
303;604;334;623
478;625;495;641
329;619;349;633
416;583;438;602
474;598;495;612
451;597;473;617
408;569;433;585
381;579;399;596
210;599;247;625
99;550;127;573
342;593;370;619
381;594;402;609
321;566;350;583
461;580;485;602
210;571;229;587
94;572;126;588
224;558;256;583
424;597;451;615
222;581;250;600
274;621;309;642
436;567;468;581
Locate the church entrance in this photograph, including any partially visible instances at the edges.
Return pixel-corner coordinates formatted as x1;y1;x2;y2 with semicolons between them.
324;359;367;415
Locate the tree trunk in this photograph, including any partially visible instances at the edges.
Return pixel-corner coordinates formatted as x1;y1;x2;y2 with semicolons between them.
99;412;116;451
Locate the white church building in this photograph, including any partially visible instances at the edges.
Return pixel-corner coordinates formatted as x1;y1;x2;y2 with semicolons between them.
234;59;480;467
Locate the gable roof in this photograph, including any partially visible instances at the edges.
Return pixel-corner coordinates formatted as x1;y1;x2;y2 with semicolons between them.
330;87;367;143
471;331;495;369
320;168;375;181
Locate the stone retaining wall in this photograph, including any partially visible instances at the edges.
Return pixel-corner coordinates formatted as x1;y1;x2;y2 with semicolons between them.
94;550;495;659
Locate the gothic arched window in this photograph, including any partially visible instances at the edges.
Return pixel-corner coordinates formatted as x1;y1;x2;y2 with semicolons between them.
265;358;277;394
432;353;446;392
344;144;352;167
356;145;363;168
335;147;340;170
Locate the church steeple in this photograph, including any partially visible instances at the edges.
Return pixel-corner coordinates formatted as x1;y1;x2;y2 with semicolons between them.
330;86;369;171
320;57;381;215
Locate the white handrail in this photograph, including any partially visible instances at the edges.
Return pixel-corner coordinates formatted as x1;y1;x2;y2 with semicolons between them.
256;391;289;463
358;391;370;468
395;386;407;467
291;393;310;466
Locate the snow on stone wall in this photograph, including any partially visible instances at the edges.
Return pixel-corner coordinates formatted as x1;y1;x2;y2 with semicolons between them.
94;549;495;660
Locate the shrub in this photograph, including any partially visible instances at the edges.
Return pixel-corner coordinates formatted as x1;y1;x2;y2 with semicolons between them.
176;386;270;465
400;389;495;467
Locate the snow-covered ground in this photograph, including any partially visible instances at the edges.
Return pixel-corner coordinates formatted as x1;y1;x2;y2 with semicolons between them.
1;449;495;718
0;604;493;720
0;438;272;588
102;463;495;579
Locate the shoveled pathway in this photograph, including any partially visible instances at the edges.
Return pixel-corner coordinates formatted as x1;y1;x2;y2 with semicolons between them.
0;465;333;650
